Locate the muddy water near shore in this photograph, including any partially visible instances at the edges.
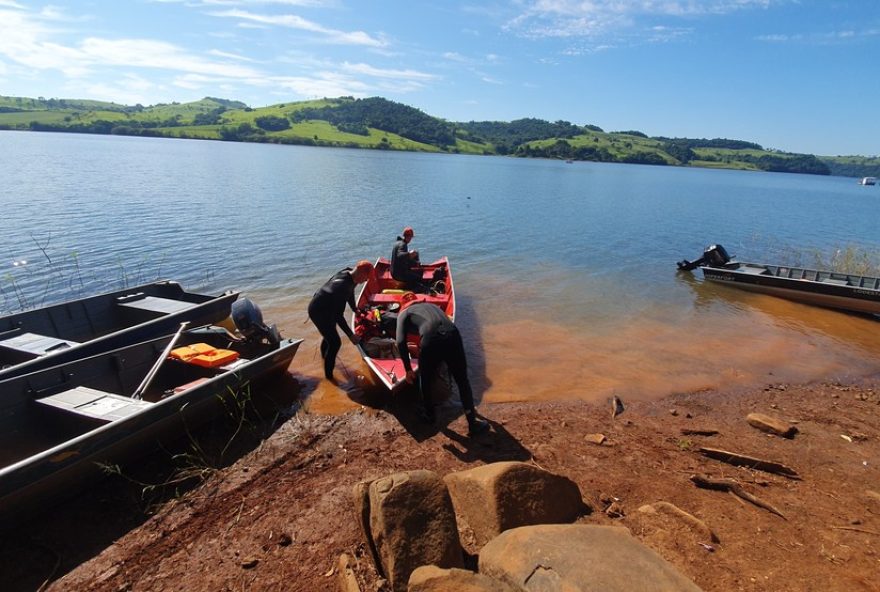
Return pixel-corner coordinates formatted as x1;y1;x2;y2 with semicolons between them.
254;267;880;414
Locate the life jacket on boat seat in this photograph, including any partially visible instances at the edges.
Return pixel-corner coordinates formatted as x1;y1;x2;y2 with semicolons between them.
170;343;239;368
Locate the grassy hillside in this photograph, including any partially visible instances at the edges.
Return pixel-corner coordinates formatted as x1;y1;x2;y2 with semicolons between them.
2;94;876;176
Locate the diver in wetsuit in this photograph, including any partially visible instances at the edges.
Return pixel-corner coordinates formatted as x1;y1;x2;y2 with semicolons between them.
396;297;489;436
390;226;426;292
308;260;373;381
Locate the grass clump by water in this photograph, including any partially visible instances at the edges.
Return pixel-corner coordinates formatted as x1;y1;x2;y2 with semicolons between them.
811;245;880;276
743;235;880;277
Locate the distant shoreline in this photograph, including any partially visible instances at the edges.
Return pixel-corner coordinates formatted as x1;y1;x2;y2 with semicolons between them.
3;94;878;178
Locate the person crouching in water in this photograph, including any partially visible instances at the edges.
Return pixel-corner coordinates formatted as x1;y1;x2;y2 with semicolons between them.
308;260;374;381
396;293;489;436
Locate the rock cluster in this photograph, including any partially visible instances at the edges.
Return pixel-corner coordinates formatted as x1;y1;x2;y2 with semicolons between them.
349;461;704;592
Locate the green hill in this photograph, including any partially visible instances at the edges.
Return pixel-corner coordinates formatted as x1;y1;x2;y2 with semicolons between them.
1;93;876;176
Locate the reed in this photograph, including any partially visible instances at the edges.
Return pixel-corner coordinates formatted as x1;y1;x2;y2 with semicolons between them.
811;245;880;276
745;235;880;276
1;238;168;314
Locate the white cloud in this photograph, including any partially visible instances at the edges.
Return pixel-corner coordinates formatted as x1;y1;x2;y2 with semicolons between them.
340;62;437;82
273;73;370;99
209;9;388;46
200;0;336;6
757;27;880;44
0;4;436;105
0;7;265;82
208;49;257;61
72;74;166;105
79;38;263;78
443;51;467;62
506;0;778;39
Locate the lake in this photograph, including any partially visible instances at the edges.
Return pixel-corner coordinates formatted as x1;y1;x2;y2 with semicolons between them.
2;130;879;412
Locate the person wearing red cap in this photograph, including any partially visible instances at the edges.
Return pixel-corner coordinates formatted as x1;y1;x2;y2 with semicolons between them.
395;297;489;437
308;260;373;381
390;226;426;292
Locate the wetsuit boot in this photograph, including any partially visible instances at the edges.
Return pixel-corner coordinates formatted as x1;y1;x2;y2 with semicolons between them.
465;411;489;436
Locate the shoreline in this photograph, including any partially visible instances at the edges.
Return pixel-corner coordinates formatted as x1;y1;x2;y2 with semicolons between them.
4;372;878;591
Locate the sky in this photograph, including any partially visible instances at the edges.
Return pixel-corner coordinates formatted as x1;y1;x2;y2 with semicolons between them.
0;1;878;156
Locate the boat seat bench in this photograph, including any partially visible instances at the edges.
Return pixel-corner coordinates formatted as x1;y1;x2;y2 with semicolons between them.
377;269;441;282
116;295;198;314
35;386;153;423
368;294;450;306
0;332;80;356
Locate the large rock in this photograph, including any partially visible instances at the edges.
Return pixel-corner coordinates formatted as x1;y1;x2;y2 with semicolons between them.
443;462;584;547
358;470;463;592
479;524;704;592
408;565;514;592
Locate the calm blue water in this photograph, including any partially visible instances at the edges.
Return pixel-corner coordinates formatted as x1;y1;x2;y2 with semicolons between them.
2;130;879;406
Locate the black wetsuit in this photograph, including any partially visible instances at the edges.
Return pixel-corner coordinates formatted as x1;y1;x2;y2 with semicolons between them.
308;268;357;379
396;302;474;414
390;236;424;290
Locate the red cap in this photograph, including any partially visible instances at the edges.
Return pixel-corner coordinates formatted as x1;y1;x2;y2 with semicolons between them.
402;226;414;237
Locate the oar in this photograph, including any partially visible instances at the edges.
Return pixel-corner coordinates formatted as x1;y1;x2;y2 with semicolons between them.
132;322;189;400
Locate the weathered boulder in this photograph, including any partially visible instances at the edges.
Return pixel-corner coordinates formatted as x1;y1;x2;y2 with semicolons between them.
479;524;704;592
359;470;463;592
443;462;584;547
746;413;797;438
408;565;514;592
353;480;383;574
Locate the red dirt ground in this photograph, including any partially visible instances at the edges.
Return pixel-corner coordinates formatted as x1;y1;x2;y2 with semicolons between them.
3;375;880;592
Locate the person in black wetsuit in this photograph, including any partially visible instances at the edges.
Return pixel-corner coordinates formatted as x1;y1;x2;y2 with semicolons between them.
390;226;426;292
396;296;489;436
308;260;373;381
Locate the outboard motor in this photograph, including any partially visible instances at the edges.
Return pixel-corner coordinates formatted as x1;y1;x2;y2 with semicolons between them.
231;298;282;345
703;244;730;267
677;243;731;271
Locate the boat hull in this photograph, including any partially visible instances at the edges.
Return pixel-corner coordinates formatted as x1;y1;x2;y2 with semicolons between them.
701;264;880;315
0;328;301;526
352;257;455;390
0;280;238;381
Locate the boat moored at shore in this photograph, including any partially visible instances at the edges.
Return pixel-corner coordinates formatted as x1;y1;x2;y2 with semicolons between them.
0;281;239;381
678;244;880;316
351;257;454;390
0;319;302;526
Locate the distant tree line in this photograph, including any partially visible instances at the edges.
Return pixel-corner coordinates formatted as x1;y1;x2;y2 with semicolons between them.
457;118;598;155
193;107;227;126
27;116;198;136
653;137;763;151
514;139;666;165
254;115;290;132
820;159;880;178
612;130;649;138
746;154;830;175
292;97;456;146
